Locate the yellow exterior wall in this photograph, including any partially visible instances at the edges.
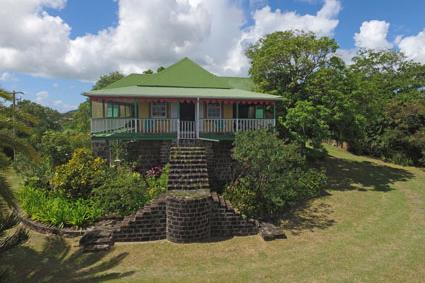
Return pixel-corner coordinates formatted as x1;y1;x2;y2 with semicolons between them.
91;101;103;118
223;104;233;119
139;102;150;118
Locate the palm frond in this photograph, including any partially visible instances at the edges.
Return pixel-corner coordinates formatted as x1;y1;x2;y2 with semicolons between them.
0;89;12;101
0;227;29;253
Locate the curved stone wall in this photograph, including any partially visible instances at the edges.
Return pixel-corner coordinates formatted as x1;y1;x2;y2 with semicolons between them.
166;190;210;243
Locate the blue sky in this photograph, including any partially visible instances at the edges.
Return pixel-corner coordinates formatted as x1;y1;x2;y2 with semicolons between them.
0;0;424;112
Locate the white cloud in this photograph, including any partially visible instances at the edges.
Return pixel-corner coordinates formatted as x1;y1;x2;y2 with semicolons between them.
0;72;16;81
0;0;342;80
397;29;425;64
354;20;393;50
35;90;49;103
35;90;75;112
223;0;342;74
336;48;357;65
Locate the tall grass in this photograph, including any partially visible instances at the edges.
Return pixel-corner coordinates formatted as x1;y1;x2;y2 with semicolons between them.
19;187;102;228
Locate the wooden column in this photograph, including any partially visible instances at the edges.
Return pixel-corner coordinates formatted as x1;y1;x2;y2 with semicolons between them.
236;102;239;132
196;97;200;139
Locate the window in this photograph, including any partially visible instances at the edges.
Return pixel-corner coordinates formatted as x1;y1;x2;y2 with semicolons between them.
106;103;119;118
151;102;167;118
255;106;264;119
207;103;221;119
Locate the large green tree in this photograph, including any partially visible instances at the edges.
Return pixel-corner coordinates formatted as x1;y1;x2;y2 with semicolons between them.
247;31;358;150
348;49;425;165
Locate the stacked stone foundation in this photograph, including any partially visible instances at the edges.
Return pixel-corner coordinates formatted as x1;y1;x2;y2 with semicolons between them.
110;190;258;244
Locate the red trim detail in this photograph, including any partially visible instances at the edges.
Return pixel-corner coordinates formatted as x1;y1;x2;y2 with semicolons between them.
89;96;275;105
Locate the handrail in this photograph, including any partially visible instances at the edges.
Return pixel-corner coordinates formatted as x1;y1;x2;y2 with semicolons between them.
91;118;178;134
91;118;275;135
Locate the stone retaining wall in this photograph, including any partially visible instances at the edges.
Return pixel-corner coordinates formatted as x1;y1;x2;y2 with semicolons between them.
110;191;258;243
166;190;210;243
210;192;258;237
112;196;167;242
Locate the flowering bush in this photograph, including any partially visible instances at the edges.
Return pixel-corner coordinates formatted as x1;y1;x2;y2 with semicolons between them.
51;148;108;199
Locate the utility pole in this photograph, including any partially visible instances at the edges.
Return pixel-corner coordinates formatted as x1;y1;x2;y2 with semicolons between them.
11;90;24;161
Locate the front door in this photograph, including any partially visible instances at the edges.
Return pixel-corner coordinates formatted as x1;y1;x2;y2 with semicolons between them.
179;103;196;139
179;103;195;121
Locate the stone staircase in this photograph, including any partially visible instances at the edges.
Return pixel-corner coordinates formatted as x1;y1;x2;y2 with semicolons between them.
167;145;210;190
79;217;122;252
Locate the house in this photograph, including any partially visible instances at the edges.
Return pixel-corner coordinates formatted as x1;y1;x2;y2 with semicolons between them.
84;58;280;188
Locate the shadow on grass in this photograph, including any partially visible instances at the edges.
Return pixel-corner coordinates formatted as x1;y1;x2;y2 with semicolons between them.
320;156;414;192
282;153;414;235
282;201;336;235
0;174;18;212
0;235;134;283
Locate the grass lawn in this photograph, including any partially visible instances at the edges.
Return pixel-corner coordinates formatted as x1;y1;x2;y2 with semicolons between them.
1;145;424;282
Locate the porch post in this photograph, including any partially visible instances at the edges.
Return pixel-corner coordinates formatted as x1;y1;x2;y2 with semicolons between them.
273;103;276;128
236;102;239;132
196;97;200;139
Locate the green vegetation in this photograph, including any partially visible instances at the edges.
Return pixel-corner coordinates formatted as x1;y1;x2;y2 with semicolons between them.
19;187;102;227
247;31;425;165
18;149;170;226
225;130;326;218
0;146;423;282
51;148;108;199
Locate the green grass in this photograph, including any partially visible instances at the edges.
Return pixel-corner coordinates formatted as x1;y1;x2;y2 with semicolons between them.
1;145;424;282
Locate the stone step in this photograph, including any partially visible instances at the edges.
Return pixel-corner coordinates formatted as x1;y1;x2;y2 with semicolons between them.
169;176;209;181
259;223;286;241
170;150;206;153
169;167;208;172
168;183;209;189
169;155;207;160
168;181;210;187
170;146;205;150
169;160;207;165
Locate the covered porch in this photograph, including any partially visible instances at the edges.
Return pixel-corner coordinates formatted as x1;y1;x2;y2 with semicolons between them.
90;98;277;141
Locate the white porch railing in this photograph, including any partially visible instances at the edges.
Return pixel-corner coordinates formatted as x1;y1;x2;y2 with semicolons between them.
179;121;196;139
199;119;275;133
91;118;178;134
91;118;275;137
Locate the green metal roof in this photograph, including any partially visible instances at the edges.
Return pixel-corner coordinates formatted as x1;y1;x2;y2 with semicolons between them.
101;58;255;90
138;58;230;89
88;57;278;101
220;76;255;91
85;86;280;101
103;73;148;89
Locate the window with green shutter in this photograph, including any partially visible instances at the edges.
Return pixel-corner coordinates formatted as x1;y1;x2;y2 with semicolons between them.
107;103;119;118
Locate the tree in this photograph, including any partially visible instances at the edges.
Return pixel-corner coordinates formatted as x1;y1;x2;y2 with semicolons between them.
224;130;326;218
0;89;38;168
16;100;62;144
348;49;425;165
63;100;91;133
246;31;350;150
143;69;154;74
91;71;124;90
247;31;338;99
157;66;165;73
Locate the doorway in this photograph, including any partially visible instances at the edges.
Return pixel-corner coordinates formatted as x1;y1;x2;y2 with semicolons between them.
179;103;195;121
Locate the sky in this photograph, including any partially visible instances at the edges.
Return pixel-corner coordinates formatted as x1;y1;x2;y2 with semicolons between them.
0;0;425;112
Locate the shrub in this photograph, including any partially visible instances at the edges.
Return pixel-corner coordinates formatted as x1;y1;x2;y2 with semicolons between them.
51;148;108;199
145;164;169;200
224;129;327;219
92;167;149;216
41;130;90;167
13;154;52;190
19;187;102;227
